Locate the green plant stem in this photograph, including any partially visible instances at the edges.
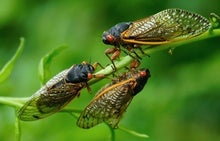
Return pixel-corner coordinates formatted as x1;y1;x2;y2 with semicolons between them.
15;109;21;141
119;126;149;138
0;97;28;108
0;29;219;110
106;124;115;141
0;96;84;114
89;29;220;84
143;29;220;54
60;108;82;113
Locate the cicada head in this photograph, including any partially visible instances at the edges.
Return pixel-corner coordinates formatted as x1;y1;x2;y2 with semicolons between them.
102;22;131;46
133;69;151;95
66;63;95;83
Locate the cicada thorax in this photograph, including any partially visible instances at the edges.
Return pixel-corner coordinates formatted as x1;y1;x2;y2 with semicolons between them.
77;68;151;129
18;62;103;121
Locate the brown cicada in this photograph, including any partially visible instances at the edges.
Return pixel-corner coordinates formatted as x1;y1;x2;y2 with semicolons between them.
103;8;211;62
77;68;150;129
18;62;103;121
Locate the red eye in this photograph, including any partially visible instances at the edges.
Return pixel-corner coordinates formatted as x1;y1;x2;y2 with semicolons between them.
106;35;115;43
87;73;93;80
140;70;147;77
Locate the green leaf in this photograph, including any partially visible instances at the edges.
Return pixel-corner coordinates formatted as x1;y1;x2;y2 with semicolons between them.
38;45;68;85
119;126;149;138
0;37;25;83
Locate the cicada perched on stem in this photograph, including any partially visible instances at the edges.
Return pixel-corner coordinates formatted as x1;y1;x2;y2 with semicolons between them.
102;8;211;67
77;68;151;129
18;61;104;121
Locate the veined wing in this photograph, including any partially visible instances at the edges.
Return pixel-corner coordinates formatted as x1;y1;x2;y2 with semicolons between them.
77;80;135;129
18;69;84;121
122;9;210;44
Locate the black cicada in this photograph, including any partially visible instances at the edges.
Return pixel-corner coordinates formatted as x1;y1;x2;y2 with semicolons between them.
18;62;103;121
102;8;211;61
77;68;150;129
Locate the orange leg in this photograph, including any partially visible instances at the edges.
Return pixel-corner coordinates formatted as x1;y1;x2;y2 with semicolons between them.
105;47;121;71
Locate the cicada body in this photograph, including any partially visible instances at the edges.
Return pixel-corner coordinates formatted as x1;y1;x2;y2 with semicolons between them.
18;62;102;121
77;68;150;129
103;8;211;60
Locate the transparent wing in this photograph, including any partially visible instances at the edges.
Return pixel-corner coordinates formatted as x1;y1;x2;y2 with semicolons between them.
122;9;211;44
17;69;84;121
18;83;83;121
77;83;133;129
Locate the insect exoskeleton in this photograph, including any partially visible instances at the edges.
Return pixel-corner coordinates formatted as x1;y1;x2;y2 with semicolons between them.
17;61;104;121
102;8;211;63
77;68;151;129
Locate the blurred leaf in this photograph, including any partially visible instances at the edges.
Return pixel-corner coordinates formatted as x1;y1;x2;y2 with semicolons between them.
0;37;25;83
0;0;17;26
38;45;68;85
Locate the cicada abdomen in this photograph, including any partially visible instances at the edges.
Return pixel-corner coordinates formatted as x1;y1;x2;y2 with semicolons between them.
103;8;211;61
18;62;103;121
77;68;150;129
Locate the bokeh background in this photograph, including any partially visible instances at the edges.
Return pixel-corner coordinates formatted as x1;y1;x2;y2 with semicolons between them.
0;0;220;141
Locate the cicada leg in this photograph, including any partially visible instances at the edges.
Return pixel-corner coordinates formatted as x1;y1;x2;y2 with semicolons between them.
121;46;142;62
130;59;141;69
92;62;105;70
91;62;106;79
105;47;120;71
85;82;92;94
133;44;151;58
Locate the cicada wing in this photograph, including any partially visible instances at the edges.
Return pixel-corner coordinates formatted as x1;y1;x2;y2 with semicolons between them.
122;9;210;44
105;88;133;128
77;83;134;129
18;83;83;121
17;90;45;121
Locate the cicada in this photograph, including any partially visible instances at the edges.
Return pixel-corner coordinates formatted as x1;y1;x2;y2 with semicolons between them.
18;62;103;121
77;68;150;129
103;8;211;61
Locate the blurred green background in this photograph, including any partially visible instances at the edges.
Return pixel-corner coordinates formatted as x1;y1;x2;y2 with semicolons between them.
0;0;220;141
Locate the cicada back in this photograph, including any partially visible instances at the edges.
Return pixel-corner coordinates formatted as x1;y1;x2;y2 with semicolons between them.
77;68;151;129
18;62;101;121
102;8;211;61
